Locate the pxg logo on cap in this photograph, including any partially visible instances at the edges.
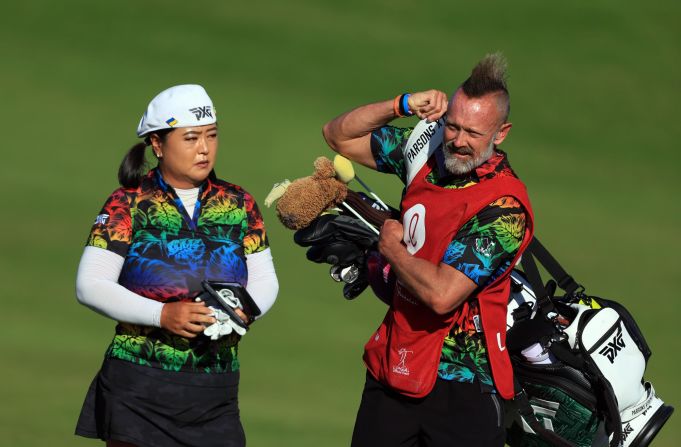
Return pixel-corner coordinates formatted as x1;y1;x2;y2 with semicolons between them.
136;84;216;137
189;106;213;121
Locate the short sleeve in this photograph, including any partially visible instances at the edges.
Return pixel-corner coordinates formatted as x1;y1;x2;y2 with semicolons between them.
370;125;413;183
85;188;133;257
441;196;527;287
243;191;269;255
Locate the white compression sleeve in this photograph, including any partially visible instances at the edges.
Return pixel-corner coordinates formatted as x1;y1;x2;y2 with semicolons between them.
245;248;279;318
75;246;164;327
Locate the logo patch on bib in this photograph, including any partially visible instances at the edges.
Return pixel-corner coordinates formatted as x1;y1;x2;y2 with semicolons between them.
402;204;426;254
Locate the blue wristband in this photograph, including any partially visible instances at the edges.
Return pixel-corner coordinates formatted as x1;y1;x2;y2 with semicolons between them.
402;93;413;116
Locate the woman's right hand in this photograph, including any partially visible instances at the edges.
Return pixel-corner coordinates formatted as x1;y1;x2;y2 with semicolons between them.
160;301;216;338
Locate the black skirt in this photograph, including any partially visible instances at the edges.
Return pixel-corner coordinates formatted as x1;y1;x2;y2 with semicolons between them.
75;358;244;447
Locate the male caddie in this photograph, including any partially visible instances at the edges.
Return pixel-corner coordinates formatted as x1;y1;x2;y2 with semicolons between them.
322;53;535;446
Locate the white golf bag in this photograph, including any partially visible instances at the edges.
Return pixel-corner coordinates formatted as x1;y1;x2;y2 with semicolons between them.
505;238;673;447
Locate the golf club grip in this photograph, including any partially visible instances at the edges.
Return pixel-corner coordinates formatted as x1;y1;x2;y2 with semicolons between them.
344;190;395;227
200;281;250;329
204;280;262;316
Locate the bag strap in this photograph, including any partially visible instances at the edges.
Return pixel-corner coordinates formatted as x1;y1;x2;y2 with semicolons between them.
519;247;554;315
518;236;585;318
513;382;577;447
403;118;445;187
527;238;582;296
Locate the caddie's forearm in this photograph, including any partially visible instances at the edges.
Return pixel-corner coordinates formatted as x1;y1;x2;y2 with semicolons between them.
322;99;397;168
386;246;473;315
324;99;395;142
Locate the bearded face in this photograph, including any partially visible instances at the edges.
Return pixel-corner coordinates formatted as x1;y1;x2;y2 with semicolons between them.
441;89;511;176
442;135;496;175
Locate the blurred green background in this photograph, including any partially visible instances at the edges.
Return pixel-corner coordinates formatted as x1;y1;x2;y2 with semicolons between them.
1;0;679;446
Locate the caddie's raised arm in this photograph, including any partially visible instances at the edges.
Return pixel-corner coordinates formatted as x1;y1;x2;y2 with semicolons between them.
322;90;448;169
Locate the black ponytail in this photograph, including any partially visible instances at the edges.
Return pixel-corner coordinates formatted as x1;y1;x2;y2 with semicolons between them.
118;129;174;188
118;142;148;188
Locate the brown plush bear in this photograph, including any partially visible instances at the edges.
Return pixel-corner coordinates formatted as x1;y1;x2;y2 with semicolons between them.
265;155;397;300
269;157;348;230
265;155;395;232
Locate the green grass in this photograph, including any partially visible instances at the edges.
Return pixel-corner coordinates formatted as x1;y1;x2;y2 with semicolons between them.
0;0;679;445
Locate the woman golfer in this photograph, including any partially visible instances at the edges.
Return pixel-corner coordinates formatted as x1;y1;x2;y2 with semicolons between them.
74;84;278;447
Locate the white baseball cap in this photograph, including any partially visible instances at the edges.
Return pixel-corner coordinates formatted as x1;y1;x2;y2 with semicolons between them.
136;84;217;137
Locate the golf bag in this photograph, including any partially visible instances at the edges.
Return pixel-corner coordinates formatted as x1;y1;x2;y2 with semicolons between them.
505;238;673;447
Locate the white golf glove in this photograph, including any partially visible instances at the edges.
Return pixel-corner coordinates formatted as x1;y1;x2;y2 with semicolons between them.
203;307;247;339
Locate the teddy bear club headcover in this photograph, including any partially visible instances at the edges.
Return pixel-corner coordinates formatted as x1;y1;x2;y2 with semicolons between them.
265;155;398;300
272;157;348;230
266;156;394;231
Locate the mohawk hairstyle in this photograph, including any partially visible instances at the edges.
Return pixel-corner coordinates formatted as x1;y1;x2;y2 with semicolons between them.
460;52;510;122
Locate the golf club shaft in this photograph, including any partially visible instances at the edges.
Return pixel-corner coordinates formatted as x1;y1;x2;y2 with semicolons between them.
354;175;390;211
341;202;380;235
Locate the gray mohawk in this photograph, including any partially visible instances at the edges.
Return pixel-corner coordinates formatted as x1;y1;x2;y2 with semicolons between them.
460;52;510;121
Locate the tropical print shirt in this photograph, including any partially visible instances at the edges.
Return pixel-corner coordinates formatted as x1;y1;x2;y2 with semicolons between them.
371;125;527;391
86;168;268;373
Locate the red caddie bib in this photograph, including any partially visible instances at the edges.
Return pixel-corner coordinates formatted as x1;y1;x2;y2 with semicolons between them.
363;157;534;399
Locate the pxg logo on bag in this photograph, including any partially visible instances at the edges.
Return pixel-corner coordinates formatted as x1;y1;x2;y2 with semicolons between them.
598;324;626;364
